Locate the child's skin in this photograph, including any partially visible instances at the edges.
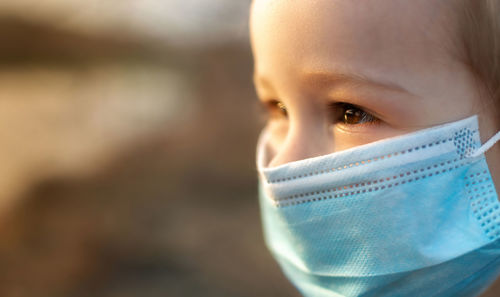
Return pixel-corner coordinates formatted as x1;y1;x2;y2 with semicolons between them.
251;0;499;189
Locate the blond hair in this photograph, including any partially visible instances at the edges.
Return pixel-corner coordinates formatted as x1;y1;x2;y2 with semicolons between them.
458;0;500;125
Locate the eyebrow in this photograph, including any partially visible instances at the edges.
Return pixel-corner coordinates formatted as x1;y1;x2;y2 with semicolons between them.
253;74;274;92
254;70;415;100
299;69;413;95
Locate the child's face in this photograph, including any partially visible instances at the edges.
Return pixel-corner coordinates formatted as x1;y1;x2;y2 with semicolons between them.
251;0;498;168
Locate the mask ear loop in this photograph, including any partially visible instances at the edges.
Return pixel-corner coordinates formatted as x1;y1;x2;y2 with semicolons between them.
469;131;500;158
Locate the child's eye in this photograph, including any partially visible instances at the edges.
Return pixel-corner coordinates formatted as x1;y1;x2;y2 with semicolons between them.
263;100;288;118
332;103;379;125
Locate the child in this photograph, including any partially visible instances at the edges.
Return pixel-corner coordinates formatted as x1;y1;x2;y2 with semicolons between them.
251;1;500;296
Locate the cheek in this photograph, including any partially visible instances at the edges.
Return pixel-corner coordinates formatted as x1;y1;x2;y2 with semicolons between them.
331;122;416;152
266;117;417;159
266;120;289;155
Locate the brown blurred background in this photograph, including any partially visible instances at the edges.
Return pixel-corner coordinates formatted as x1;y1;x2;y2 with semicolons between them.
0;2;499;297
0;1;301;297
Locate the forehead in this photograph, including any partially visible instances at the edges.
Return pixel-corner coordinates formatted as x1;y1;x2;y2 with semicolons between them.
251;0;459;87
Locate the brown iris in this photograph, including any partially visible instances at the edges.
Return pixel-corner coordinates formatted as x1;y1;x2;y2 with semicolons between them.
344;108;363;124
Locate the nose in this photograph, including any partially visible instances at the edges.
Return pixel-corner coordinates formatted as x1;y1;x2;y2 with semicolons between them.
268;118;333;167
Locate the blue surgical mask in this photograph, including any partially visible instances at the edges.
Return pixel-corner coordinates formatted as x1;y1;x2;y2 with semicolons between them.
257;116;500;297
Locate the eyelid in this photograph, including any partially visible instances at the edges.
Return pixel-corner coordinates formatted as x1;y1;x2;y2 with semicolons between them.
328;100;385;122
260;99;281;108
259;99;288;118
328;102;381;126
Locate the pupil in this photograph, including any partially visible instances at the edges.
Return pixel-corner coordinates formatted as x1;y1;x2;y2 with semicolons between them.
344;109;361;124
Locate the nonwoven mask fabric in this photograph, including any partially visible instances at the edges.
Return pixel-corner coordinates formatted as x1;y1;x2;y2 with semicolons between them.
257;115;500;297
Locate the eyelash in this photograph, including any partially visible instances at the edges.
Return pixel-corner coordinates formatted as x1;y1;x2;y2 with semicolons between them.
263;100;288;118
330;102;379;125
262;100;379;126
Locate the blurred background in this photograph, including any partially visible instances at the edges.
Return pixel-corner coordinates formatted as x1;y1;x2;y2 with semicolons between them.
0;1;301;297
0;1;499;297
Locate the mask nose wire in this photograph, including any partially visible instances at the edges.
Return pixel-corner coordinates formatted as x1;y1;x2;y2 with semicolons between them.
469;131;500;158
